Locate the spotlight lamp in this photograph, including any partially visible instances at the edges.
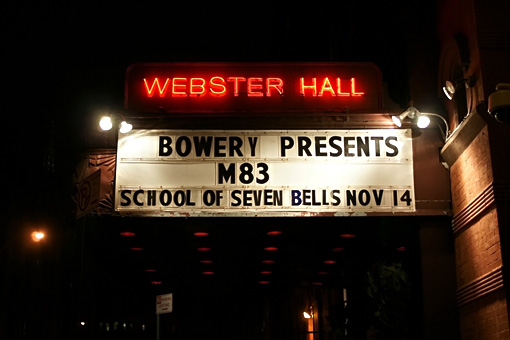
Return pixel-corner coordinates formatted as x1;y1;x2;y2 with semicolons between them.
442;81;456;100
99;113;133;133
392;107;450;141
442;75;476;101
119;121;133;133
416;115;431;128
99;116;113;131
391;106;420;128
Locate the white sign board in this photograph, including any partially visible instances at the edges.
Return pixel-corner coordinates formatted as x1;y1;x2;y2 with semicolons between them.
156;293;173;314
115;129;415;216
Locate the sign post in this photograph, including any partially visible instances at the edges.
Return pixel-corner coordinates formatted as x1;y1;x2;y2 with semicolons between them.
156;293;173;340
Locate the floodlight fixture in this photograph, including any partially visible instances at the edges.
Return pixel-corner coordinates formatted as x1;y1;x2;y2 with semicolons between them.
392;107;450;141
119;121;133;133
99;113;133;133
99;116;113;131
442;76;476;101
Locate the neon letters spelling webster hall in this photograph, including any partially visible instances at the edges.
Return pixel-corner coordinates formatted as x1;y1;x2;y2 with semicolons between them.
142;76;364;98
124;62;382;113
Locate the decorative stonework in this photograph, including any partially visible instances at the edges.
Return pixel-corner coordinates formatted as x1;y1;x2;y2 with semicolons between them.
457;265;504;306
452;182;495;234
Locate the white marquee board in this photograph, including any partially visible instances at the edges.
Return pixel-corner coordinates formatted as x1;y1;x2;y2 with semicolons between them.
115;129;415;216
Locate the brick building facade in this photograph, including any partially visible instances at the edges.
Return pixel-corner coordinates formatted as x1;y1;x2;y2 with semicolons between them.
436;0;510;338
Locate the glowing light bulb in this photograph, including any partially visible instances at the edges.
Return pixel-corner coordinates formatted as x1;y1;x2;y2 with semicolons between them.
119;121;132;133
392;115;402;127
31;231;45;242
417;115;431;128
99;116;113;131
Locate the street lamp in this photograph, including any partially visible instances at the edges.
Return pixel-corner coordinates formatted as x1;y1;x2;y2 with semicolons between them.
1;230;46;254
31;231;45;242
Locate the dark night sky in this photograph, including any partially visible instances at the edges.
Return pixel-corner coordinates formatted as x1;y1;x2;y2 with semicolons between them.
1;3;438;337
5;1;423;108
2;0;440;224
2;0;437;225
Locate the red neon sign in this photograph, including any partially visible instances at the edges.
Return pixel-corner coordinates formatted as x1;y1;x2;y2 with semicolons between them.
143;76;286;98
299;77;364;97
125;62;382;113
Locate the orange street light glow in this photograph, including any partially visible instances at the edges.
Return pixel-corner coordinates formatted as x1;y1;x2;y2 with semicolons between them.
31;231;45;242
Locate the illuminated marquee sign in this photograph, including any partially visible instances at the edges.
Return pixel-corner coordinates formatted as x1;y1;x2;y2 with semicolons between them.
114;129;415;217
124;62;382;113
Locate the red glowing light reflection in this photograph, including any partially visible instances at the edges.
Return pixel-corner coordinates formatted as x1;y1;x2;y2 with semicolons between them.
267;230;282;235
203;271;215;275
332;247;345;252
260;271;272;275
262;260;275;264
264;247;278;251
324;260;336;264
194;232;209;237
130;247;143;251
120;232;136;237
258;281;270;285
151;281;162;285
197;247;211;252
340;234;356;238
145;269;157;273
200;260;213;264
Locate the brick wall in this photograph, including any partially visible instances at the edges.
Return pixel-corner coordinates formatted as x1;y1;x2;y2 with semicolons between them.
450;126;493;215
459;290;510;340
455;208;501;287
449;126;510;339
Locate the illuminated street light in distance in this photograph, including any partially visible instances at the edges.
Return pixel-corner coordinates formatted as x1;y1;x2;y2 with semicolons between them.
31;231;45;242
